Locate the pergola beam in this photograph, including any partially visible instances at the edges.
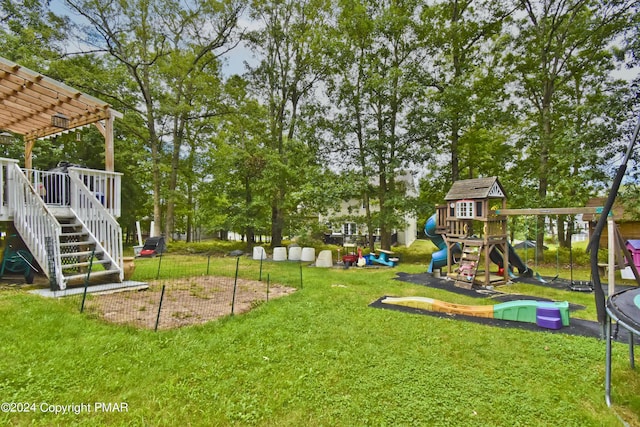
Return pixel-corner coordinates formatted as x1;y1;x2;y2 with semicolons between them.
0;56;121;172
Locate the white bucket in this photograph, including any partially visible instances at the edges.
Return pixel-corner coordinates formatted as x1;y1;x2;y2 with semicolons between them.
300;247;316;262
133;245;143;257
289;246;302;261
315;250;333;268
273;247;287;261
253;246;267;260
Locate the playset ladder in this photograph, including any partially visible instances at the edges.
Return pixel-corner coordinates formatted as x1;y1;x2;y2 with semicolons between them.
455;241;483;289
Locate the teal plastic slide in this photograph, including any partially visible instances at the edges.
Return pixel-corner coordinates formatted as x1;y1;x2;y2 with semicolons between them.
425;213;452;273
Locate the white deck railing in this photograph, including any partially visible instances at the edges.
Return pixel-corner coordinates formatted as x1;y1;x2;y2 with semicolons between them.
68;172;123;281
8;164;65;288
0;158;19;218
0;158;123;288
69;167;122;218
21;165;122;218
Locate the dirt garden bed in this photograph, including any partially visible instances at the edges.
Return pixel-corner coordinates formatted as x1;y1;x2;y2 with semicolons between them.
83;276;296;330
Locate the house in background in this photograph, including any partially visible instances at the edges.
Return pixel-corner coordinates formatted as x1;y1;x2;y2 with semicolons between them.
319;172;418;247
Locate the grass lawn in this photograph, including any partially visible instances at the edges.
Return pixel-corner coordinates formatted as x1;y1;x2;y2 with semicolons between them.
1;244;639;426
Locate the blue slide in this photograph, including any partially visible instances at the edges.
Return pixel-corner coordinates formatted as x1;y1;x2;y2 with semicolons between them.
424;213;533;278
425;213;460;273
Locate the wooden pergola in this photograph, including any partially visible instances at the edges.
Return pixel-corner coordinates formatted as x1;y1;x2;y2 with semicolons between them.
0;56;122;171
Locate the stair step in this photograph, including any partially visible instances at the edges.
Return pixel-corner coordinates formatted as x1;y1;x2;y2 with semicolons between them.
61;250;104;258
536;315;563;330
56;217;80;225
463;241;484;247
64;269;120;283
59;240;94;248
60;231;88;237
60;223;81;228
63;259;111;269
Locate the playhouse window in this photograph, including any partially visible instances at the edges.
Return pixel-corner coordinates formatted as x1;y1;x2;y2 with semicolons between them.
455;200;475;219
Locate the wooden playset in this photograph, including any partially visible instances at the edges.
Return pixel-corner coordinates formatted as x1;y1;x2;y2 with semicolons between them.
434;177;509;289
433;176;640;291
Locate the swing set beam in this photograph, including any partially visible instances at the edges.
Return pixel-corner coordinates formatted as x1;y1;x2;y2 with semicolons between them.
495;207;603;216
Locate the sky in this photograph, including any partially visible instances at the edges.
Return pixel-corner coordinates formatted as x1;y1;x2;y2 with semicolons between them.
50;0;258;77
50;0;638;82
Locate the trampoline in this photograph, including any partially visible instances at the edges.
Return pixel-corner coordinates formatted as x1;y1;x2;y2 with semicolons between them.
605;287;640;406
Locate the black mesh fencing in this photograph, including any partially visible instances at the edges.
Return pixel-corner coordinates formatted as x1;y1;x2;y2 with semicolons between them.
76;255;299;330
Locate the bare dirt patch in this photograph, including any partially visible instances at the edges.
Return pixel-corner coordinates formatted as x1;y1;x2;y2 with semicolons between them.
83;276;296;330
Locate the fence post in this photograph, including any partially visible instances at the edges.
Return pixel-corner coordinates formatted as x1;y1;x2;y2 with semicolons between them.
80;249;95;313
266;273;270;302
155;254;163;280
155;284;166;331
299;261;303;289
207;254;211;275
80;280;89;313
231;257;239;315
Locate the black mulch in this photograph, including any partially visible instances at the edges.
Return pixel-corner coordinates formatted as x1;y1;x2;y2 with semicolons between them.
377;271;635;343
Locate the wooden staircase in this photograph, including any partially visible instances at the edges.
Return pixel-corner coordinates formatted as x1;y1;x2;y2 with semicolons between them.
4;162;124;290
455;241;483;289
54;214;121;288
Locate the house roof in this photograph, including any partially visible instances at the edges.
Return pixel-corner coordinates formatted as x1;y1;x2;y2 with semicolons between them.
0;56;121;141
444;176;506;201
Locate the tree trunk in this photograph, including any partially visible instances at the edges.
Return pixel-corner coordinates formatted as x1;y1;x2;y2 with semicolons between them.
271;191;285;248
536;83;553;263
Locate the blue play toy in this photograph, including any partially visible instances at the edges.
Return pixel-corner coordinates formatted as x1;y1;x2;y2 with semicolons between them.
369;249;399;267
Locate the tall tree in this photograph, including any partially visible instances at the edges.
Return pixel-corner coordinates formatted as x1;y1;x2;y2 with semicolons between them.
418;0;515;184
64;0;242;239
327;0;377;250
506;0;637;256
245;0;332;247
157;0;243;240
206;75;271;249
326;0;424;250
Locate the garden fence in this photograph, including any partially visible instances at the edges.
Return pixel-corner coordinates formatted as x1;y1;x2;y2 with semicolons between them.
76;255;301;330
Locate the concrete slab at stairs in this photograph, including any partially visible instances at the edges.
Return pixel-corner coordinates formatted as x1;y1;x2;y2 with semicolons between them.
30;281;148;298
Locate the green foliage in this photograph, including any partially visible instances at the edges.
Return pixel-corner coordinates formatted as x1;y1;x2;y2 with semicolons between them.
0;0;70;64
164;240;246;256
619;184;640;221
504;0;635;211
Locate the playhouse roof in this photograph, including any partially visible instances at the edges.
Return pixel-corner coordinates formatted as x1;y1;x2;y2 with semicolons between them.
627;240;640;250
444;176;506;201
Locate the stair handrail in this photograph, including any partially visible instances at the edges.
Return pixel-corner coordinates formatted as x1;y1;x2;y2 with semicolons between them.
9;165;65;288
68;167;122;218
67;172;123;280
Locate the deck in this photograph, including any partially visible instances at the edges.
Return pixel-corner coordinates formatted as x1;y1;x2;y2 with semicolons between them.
0;158;123;290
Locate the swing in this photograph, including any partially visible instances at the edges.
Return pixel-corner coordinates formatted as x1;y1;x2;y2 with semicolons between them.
531;215;557;283
567;231;593;292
